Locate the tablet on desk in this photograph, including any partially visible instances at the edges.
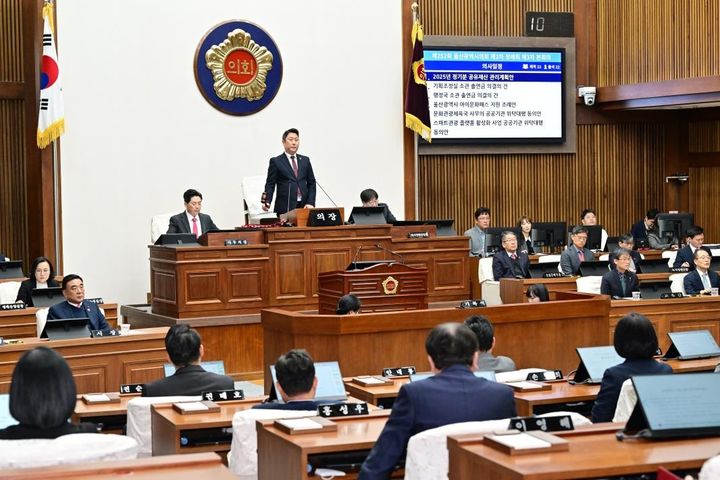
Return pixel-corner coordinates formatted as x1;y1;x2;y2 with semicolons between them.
572;346;623;384
42;317;91;340
269;361;347;404
163;360;226;376
664;330;720;360
0;394;17;429
31;287;65;308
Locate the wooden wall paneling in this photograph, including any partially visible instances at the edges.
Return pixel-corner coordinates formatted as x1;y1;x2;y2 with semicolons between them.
0;99;28;264
689;166;720;243
689;120;720;153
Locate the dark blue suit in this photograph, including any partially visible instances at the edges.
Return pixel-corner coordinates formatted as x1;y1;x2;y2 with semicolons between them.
252;400;323;411
673;245;712;270
359;365;516;479
47;300;110;332
492;250;530;280
630;220;650;242
263;153;317;215
590;359;672;423
683;269;720;295
600;269;639;298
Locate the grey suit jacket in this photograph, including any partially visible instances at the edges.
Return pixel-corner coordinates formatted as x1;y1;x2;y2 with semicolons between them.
560;244;594;275
477;352;516;373
167;212;218;235
464;226;487;257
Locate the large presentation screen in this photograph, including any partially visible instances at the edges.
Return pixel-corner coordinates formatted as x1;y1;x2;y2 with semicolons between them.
424;47;565;144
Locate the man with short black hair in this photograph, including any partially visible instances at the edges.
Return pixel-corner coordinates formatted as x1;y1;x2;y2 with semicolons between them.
359;323;516;479
167;188;219;237
631;208;659;243
464;207;491;257
560;226;595;275
262;128;316;215
47;274;110;333
464;315;516;372
358;188;396;224
608;234;642;272
144;324;233;397
601;248;640;298
254;349;322;410
674;225;712;270
492;231;530;280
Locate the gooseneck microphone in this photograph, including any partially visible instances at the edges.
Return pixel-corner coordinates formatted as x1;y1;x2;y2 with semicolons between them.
374;243;404;264
315;181;338;207
350;245;364;269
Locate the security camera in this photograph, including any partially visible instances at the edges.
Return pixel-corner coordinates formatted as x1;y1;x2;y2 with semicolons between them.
578;86;597;106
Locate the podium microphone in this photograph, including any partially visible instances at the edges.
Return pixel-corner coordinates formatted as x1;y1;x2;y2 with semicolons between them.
316;181;338;207
374;243;404;264
350;245;364;270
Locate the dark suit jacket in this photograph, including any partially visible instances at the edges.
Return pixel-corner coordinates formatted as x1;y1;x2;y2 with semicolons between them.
15;278;60;306
492;250;530;280
252;399;322;411
600;269;639;298
673;245;712;270
263;153;317;214
0;421;97;440
560;245;595;275
359;364;516;479
167;212;218;235
47;300;109;332
683;269;720;295
630;220;650;241
143;364;234;397
590;359;672;423
608;250;642;272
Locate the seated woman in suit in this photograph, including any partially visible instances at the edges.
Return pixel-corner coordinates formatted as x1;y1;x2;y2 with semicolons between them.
336;294;361;314
0;347;97;439
516;216;535;254
526;283;549;302
15;256;60;306
590;313;672;423
601;248;639;299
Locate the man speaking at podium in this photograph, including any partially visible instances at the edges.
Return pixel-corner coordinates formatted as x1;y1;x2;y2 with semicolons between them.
262;128;316;215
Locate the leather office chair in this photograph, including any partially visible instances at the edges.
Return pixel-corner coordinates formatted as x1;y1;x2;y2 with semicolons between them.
0;281;20;304
150;213;174;244
669;272;688;294
241;175;278;225
576;276;602;294
612;378;637;423
662;250;677;268
126;396;200;457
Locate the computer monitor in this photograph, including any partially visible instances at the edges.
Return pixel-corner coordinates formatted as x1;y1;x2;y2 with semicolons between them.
409;371;496;382
0;394;16;430
655;212;694;247
528;262;562;278
605;236;620;254
637;258;670;274
348;207;387;225
573;346;623;384
578;260;610;277
569;225;603;251
163;360;226;377
269;360;347;404
154;233;200;246
0;260;23;279
30;287;65;308
639;280;672;299
41;317;90;340
531;222;567;251
428;219;456;236
624;373;720;439
664;330;720;360
484;227;516;255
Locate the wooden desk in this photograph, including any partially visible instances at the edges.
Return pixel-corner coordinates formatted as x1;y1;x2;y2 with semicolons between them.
448;426;720;479
72;394;138;433
256;410;398;480
0;452;235;480
665;356;720;373
343;377;410;408
0;303;119;340
610;295;720;351
149;225;470;318
262;292;609;392
150;397;265;456
0;327;168;393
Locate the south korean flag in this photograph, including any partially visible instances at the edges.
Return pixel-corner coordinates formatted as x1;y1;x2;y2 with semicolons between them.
37;2;65;149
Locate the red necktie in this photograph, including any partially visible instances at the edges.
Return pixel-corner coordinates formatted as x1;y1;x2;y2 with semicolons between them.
511;253;517;260
192;217;198;237
290;155;301;199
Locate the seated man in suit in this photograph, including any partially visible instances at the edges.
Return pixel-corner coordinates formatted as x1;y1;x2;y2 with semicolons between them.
253;349;323;411
360;188;396;224
601;248;640;299
262;128;316;215
167;188;219;237
683;249;720;295
608;234;642;273
359;323;516;479
144;324;233;396
630;208;659;245
464;315;516;372
674;225;712;270
492;231;530;280
47;274;109;333
464;207;491;257
560;226;595;275
580;208;608;251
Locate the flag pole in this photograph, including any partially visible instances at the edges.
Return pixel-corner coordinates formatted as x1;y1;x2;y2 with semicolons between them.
411;2;420;219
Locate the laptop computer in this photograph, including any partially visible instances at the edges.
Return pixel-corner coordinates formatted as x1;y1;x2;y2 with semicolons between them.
578;260;610;277
348;207;387;225
572;346;623;384
624;373;720;439
154;233;200;246
30;287;65;308
409;371;496;382
42;317;90;340
663;330;720;360
0;394;16;430
0;261;23;279
163;360;226;377
269;360;347;404
638;280;673;299
637;258;670;274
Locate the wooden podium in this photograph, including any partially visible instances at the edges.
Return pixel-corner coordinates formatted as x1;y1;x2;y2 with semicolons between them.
317;262;428;313
285;207;345;227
